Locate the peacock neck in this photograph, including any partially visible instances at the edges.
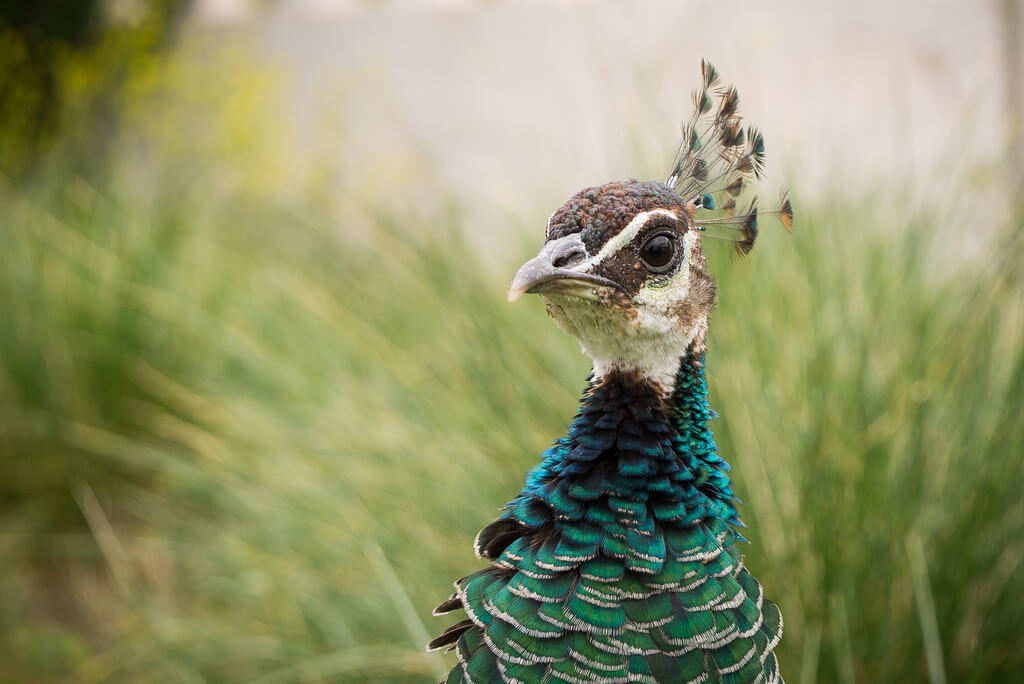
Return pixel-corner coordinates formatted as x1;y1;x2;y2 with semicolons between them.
665;349;741;527
510;347;741;536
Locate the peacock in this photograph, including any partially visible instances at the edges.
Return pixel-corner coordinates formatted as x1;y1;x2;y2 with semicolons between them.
429;61;793;684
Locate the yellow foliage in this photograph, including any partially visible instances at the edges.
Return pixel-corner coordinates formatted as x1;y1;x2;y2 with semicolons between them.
0;17;293;192
110;38;294;193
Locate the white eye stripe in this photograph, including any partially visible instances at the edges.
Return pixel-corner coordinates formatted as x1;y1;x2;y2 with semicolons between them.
575;208;679;272
545;206;559;240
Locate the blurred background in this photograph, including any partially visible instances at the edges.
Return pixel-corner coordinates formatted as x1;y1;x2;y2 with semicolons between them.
1;0;1022;682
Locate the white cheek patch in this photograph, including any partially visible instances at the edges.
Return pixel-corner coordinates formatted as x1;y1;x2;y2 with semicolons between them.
632;230;697;332
575;208;678;272
634;231;697;306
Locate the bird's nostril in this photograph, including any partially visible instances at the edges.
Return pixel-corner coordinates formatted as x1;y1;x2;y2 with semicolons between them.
552;250;584;269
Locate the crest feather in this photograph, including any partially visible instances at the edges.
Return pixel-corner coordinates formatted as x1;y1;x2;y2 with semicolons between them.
666;62;793;255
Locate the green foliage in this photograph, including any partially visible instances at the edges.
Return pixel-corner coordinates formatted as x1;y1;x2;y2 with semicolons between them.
0;168;586;682
705;196;1024;682
0;113;1022;682
1;167;1021;683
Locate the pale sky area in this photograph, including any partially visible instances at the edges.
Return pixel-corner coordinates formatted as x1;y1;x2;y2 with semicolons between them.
186;0;1020;228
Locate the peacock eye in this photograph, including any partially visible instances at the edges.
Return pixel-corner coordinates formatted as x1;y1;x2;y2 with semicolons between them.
639;233;677;272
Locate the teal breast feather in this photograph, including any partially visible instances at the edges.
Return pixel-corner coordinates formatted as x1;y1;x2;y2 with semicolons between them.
430;353;783;683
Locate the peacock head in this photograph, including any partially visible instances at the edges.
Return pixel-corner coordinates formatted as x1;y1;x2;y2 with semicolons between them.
512;180;720;389
508;62;791;391
508;180;717;390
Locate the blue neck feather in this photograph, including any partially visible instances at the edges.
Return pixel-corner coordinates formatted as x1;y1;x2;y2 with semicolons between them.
504;350;742;550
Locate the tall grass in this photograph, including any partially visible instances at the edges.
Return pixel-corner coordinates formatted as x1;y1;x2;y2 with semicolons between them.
0;163;1021;683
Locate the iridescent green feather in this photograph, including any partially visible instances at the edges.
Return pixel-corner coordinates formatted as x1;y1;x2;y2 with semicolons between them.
434;352;783;683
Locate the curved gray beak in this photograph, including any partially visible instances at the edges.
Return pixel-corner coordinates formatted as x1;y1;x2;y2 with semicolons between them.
508;234;620;302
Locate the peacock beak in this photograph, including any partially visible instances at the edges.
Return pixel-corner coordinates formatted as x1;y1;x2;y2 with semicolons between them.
508;234;621;302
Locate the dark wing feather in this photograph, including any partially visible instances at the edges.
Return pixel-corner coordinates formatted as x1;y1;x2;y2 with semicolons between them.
473;516;527;560
426;618;474;653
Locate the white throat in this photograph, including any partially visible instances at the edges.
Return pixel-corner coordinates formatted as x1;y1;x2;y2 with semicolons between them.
544;291;707;394
586;314;705;393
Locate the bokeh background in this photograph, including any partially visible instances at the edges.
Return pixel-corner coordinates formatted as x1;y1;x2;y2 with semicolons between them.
1;1;1023;682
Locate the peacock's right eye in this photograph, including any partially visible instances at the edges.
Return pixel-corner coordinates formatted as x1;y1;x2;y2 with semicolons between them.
639;233;677;272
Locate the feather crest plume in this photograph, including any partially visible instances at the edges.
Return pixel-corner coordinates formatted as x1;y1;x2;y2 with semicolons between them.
666;60;793;255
